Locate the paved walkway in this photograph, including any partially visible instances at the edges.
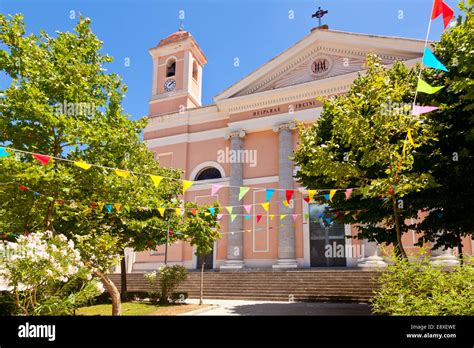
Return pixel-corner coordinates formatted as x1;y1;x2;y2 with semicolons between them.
184;299;372;316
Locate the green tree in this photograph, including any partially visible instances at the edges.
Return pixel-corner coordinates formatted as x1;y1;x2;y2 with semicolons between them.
409;0;474;259
294;55;438;258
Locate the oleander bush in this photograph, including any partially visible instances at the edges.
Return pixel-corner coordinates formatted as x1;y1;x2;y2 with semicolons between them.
371;254;474;316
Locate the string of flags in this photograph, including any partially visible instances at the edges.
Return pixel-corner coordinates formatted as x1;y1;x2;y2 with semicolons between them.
0;146;361;203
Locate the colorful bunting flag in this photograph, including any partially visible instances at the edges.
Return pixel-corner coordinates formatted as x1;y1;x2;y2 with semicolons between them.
238;187;250;201
150;175;163;187
282;200;290;208
226;206;233;214
411;105;439;115
98;202;105;211
19;185;29;191
182;180;193;194
265;188;276;201
204;212;211;216
158;208;165;217
280;214;286;220
323;194;330;201
190;208;197;216
244;214;251;220
216;213;223;220
208;207;215;216
308;190;317;201
285;189;294;203
230;214;237;222
105;204;113;213
32;153;51;166
243;205;252;214
175;208;182;216
115;170;130;178
114;203;122;212
292;214;298;222
256;214;262;223
417;78;444;94
345;188;353;200
304;213;309;221
304;197;310;203
0;147;10;158
407;129;416;147
423;48;448;72
261;202;269;212
211;184;222;196
329;189;337;202
74;160;92;170
431;0;454;29
269;214;275;220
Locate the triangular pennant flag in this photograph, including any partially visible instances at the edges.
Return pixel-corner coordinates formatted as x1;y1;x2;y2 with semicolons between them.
304;213;309;222
407;129;416;147
325;217;332;225
226;206;233;214
282;200;290;208
416;78;444;94
32;153;51;166
243;205;252;214
292;214;298;222
256;214;262;223
74;160;92;170
411;105;439;116
423;48;448;72
244;214;251;220
208;207;215;216
261;202;269;212
98;202;105;211
175;208;182;216
265;188;275;201
431;0;454;29
19;185;29;191
280;214;286;220
323;194;330;201
285;189;294;203
211;184;222;196
204;212;211;216
345;188;353;200
114;203;122;212
105;204;113;213
115;170;130;178
304;197;310;203
158;208;165;217
230;214;237;222
329;189;337;202
150;175;163;188
308;190;317;201
190;208;197;216
0;147;10;158
269;214;275;220
33;192;40;197
182;180;193;194
216;213;223;220
238;187;250;201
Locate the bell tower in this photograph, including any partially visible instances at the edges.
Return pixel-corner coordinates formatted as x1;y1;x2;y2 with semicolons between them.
149;29;207;116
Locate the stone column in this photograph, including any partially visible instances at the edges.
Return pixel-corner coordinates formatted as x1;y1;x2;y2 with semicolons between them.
220;130;246;270
272;122;298;268
358;240;387;268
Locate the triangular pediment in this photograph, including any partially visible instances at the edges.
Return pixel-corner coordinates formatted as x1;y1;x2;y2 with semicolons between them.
214;29;425;101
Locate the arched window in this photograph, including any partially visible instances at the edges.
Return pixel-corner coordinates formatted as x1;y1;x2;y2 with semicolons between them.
195;167;222;181
192;61;198;81
166;58;176;77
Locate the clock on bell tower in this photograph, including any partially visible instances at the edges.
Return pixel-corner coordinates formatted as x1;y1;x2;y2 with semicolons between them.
149;29;207;116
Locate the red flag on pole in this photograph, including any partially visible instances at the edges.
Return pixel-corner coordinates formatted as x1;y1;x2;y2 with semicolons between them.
431;0;454;29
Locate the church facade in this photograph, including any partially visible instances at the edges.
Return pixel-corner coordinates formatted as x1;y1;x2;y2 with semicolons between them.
128;26;472;271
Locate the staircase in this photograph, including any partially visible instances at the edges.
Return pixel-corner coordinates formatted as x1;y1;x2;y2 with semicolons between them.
107;269;381;303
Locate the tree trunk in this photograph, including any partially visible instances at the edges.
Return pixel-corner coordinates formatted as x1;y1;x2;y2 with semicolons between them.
199;262;204;305
120;251;128;302
94;270;122;316
392;197;407;259
457;236;464;266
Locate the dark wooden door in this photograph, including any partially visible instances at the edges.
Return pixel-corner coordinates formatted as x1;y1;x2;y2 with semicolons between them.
197;250;213;270
309;204;346;267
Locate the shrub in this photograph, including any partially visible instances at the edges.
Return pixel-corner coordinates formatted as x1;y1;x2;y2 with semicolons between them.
0;231;104;315
371;254;474;316
159;265;188;304
0;291;17;316
143;271;160;305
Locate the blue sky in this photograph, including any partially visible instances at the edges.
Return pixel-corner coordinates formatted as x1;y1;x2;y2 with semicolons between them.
0;0;460;121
